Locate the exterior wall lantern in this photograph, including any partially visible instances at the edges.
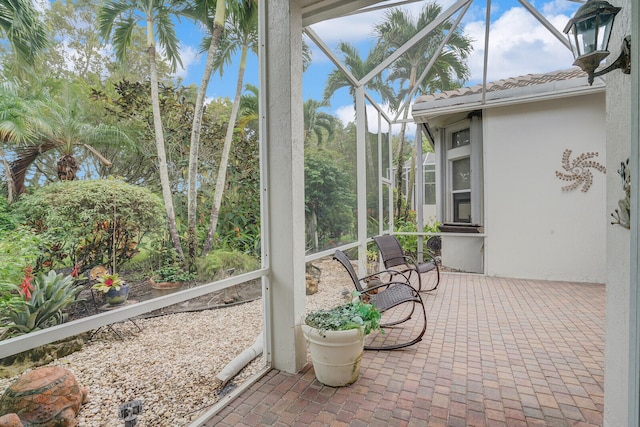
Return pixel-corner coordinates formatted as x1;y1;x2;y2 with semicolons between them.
563;0;631;85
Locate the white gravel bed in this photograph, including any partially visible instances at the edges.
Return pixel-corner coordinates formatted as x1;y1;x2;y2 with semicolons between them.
0;257;353;426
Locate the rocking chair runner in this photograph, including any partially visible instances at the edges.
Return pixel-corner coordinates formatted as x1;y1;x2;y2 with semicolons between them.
333;250;427;350
373;234;440;292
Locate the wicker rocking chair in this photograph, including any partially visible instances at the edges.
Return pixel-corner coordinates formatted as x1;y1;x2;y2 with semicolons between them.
333;250;427;350
373;234;440;292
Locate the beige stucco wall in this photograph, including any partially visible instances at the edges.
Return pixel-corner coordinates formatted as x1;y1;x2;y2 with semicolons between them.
484;93;607;283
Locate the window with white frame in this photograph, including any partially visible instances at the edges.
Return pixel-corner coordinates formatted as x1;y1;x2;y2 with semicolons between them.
423;163;436;205
438;115;483;225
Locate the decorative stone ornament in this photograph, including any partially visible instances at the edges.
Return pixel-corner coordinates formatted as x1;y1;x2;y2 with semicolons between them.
555;149;606;192
0;366;88;427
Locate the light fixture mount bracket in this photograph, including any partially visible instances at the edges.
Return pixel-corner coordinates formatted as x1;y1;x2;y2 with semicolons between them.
588;35;631;84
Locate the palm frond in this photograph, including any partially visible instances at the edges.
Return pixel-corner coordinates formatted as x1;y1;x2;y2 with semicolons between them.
155;7;183;72
10;140;59;195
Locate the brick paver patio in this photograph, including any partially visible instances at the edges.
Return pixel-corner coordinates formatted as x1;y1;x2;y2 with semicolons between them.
203;273;605;426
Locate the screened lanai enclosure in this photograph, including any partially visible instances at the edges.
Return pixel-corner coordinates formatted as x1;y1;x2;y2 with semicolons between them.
1;0;639;425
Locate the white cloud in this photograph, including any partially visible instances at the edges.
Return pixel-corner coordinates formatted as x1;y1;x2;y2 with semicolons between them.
334;104;416;136
308;0;579;85
310;15;378;46
306;0;434;63
175;44;201;80
463;4;578;83
34;0;49;13
335;105;355;126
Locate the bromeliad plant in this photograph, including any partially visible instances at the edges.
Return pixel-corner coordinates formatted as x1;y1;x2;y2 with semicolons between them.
304;293;382;335
91;272;124;293
2;269;83;339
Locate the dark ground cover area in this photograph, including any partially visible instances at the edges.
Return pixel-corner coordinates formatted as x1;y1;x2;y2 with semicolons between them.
67;276;263;322
1;274;262;378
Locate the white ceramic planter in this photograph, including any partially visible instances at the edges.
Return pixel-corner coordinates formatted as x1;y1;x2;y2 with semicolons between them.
301;324;365;387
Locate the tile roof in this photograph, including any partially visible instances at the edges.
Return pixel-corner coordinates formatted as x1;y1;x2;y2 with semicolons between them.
414;68;588;103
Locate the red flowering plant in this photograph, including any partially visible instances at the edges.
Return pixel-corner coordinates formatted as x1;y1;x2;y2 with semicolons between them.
91;272;124;293
19;266;35;301
2;269;84;339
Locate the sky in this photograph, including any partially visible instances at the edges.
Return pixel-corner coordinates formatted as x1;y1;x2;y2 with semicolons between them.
169;0;581;132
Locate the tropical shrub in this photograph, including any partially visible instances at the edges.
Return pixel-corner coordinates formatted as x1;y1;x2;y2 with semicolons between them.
217;186;261;256
0;197;19;231
0;226;43;286
196;249;259;281
395;213;440;257
14;179;165;270
2;270;83;339
0;226;46;319
152;265;195;283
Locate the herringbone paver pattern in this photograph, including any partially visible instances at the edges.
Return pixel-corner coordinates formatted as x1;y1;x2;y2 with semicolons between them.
203;274;605;426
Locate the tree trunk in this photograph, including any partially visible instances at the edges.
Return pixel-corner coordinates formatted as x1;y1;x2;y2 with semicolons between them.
306;209;319;250
0;147;14;203
404;66;419;217
394;65;418;221
57;154;79;181
406;146;417;212
186;3;226;269
147;20;184;262
394;122;408;220
202;44;249;255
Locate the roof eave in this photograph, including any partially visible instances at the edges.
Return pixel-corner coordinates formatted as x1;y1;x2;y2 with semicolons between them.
301;0;388;26
412;76;605;123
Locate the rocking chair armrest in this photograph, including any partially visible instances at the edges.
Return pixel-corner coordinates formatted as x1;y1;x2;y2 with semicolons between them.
416;249;437;261
394;254;421;271
384;254;420;269
361;280;418;296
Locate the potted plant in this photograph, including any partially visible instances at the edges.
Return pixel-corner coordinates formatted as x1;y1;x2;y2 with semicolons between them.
91;272;129;306
301;294;381;387
149;266;195;290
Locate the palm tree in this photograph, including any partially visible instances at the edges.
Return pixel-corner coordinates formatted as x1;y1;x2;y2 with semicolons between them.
201;0;258;255
303;99;340;147
237;83;258;133
0;0;48;66
0;81;44;202
322;42;394;222
182;0;228;266
8;95;130;195
323;42;395;108
374;2;472;218
98;0;185;261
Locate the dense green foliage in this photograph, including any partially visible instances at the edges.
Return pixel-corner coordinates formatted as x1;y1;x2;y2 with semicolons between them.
1;270;83;339
0;226;43;284
196;249;260;281
394;212;440;258
14;179;164;270
153;265;196;283
0;227;43;319
305;149;355;248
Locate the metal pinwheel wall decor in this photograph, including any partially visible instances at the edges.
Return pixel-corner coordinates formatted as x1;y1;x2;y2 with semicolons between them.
555;149;606;192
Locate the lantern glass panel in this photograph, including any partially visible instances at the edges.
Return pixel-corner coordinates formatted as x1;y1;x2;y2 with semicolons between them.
597;12;615;51
575;17;597;55
567;30;580;58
